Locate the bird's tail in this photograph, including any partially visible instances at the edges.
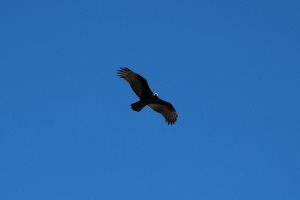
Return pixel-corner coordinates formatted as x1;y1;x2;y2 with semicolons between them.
131;101;146;112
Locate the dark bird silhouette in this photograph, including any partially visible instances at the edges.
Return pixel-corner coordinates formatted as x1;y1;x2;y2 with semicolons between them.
117;67;178;125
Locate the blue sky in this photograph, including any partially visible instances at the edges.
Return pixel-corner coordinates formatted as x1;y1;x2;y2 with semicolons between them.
0;0;299;199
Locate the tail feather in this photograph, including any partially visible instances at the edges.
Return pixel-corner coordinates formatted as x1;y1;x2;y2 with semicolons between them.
131;101;146;112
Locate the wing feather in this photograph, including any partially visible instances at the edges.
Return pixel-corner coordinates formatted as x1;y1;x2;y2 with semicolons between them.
148;98;178;125
117;67;153;98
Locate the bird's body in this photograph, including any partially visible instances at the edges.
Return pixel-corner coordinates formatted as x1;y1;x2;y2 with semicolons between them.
117;67;178;125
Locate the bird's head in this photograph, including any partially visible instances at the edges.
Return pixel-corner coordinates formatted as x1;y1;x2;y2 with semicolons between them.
153;93;158;97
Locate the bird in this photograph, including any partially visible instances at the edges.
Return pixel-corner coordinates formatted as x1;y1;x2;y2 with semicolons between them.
117;67;178;125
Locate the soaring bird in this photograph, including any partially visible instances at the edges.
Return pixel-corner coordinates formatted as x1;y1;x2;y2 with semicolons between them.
117;67;178;125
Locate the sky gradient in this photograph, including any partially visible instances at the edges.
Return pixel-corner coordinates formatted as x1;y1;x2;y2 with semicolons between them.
0;0;299;199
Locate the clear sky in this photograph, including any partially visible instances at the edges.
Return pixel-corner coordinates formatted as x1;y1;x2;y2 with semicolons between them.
0;0;299;199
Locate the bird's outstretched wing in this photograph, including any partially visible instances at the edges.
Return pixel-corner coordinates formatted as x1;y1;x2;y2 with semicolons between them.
148;98;178;125
117;67;153;98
